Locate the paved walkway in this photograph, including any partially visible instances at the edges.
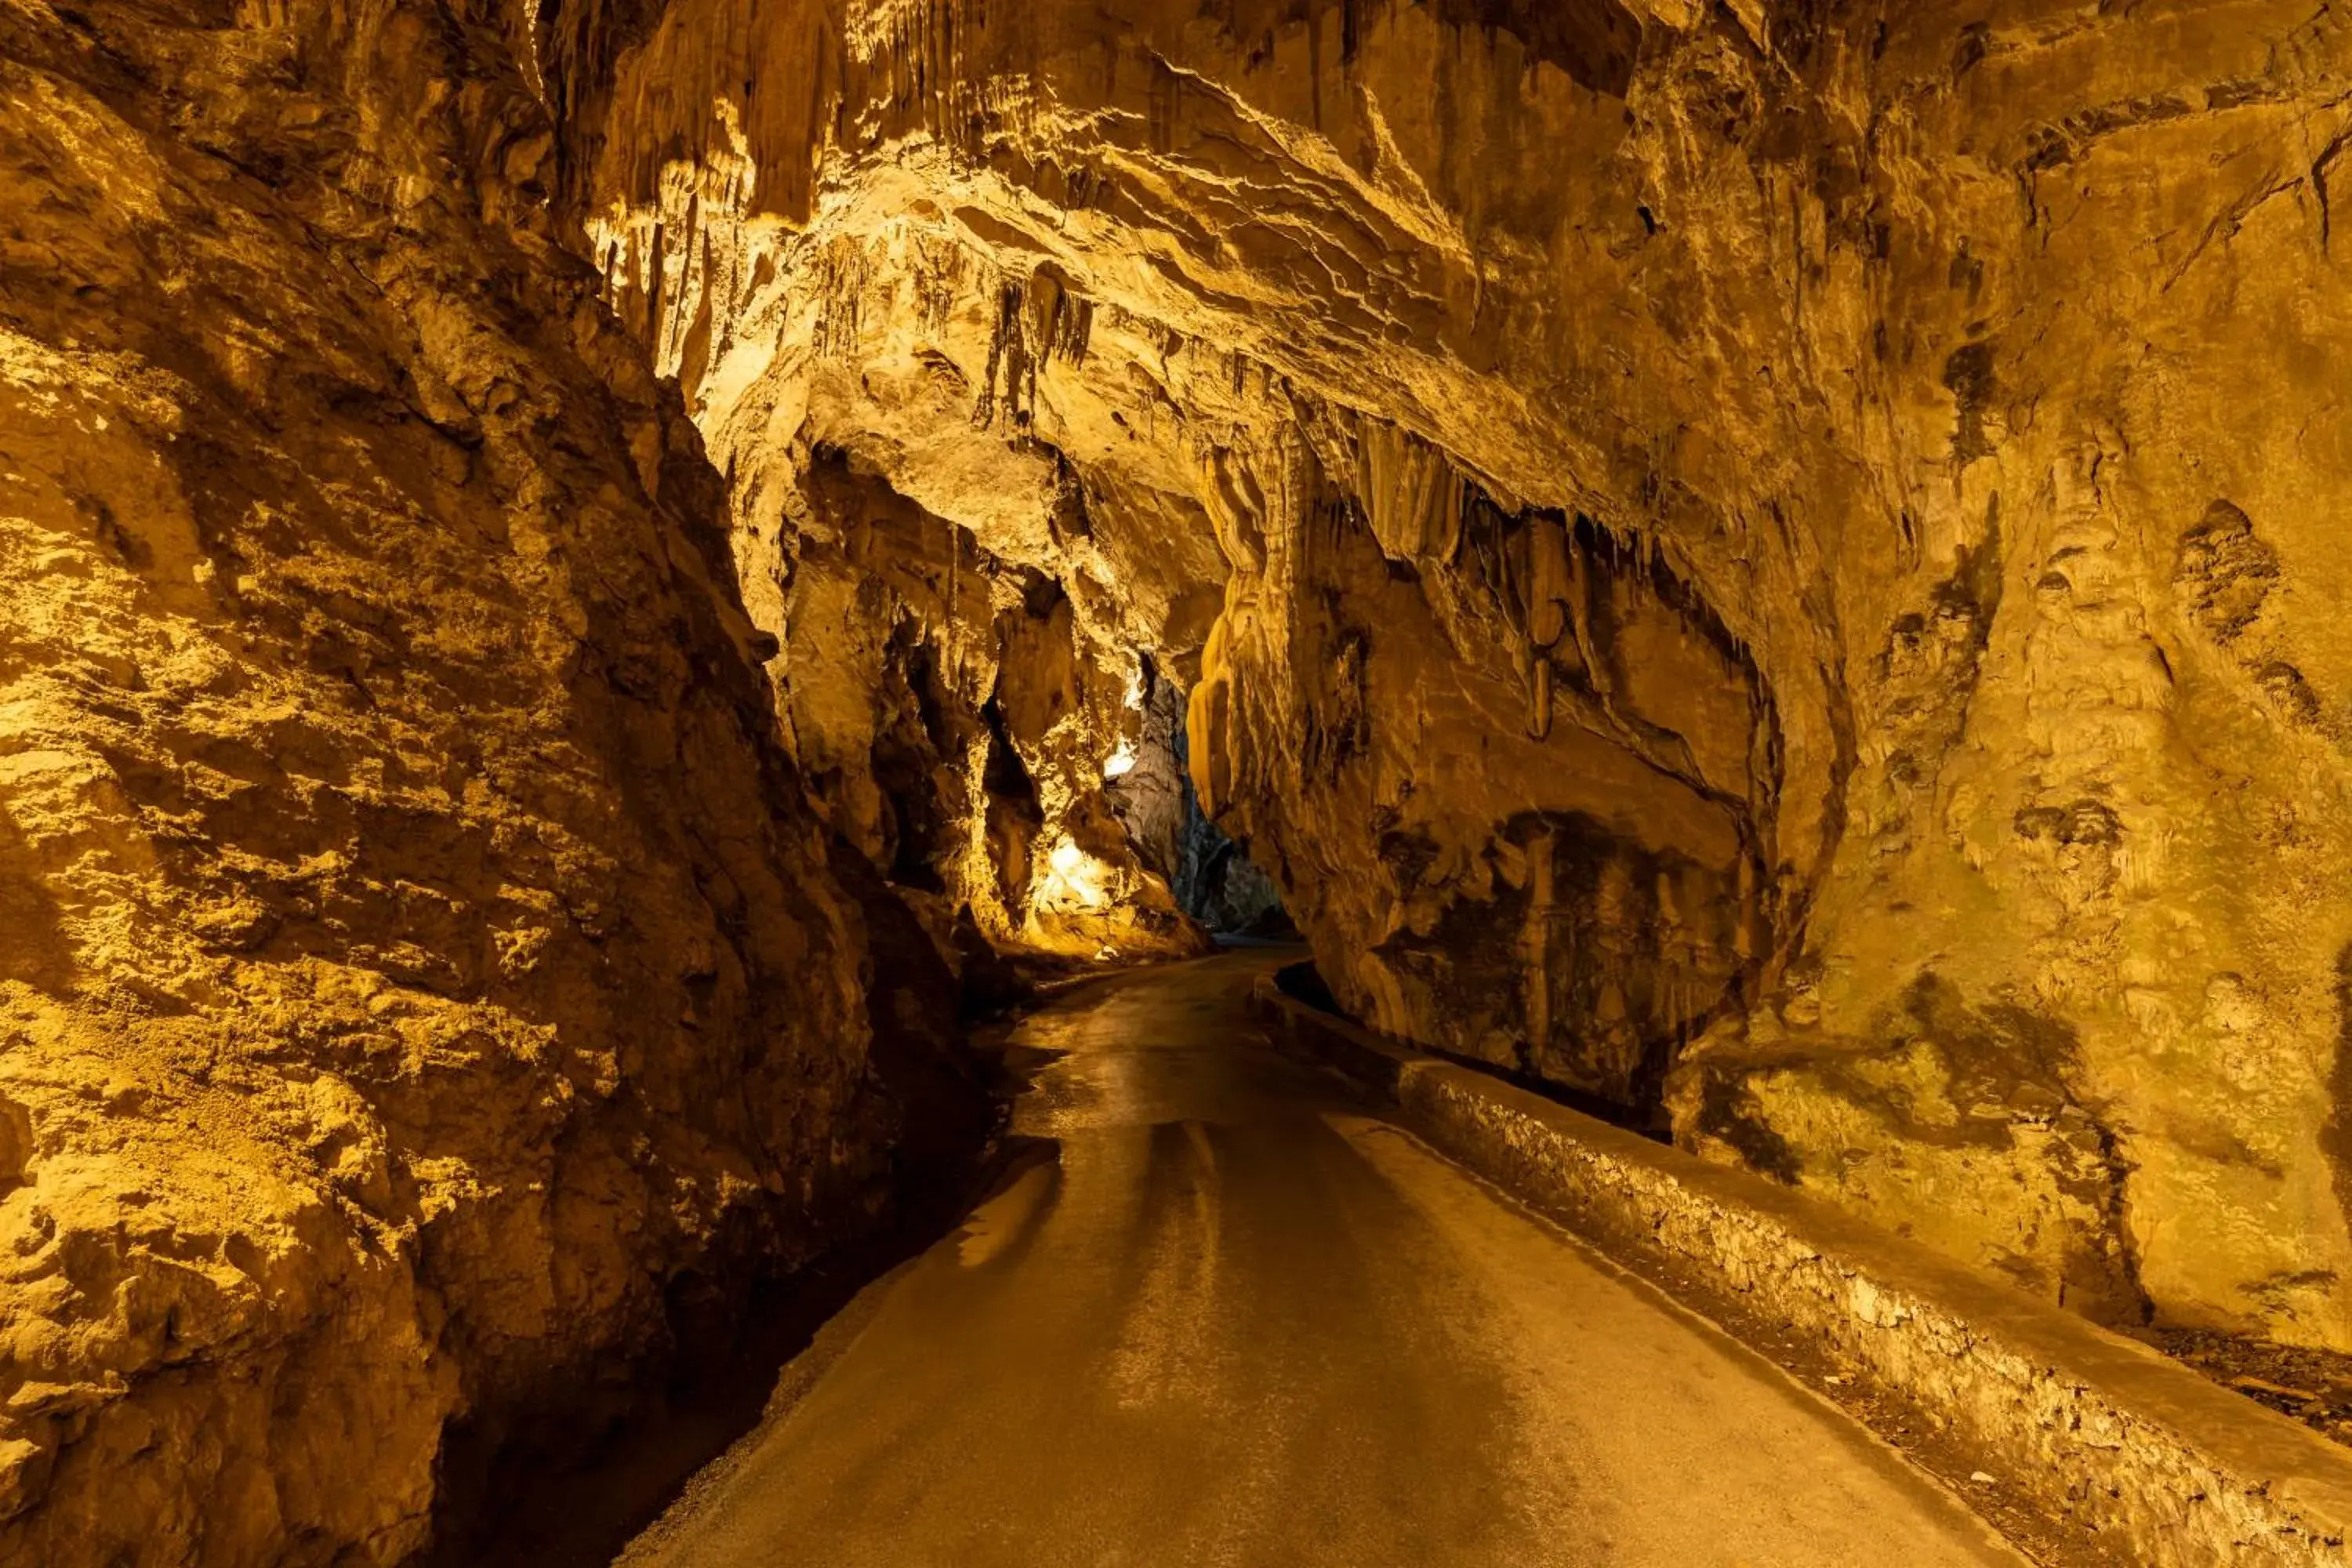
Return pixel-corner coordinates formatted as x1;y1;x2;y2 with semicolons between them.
618;951;2025;1567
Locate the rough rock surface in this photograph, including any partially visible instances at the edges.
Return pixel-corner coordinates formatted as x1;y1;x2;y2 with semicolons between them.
1119;674;1289;938
0;5;982;1565
564;0;2352;1356
750;446;1210;961
16;0;2352;1560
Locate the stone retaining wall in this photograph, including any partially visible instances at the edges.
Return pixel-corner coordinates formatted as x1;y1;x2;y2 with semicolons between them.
1253;978;2352;1567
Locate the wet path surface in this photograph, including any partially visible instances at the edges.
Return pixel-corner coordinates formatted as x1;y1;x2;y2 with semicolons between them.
617;951;2026;1567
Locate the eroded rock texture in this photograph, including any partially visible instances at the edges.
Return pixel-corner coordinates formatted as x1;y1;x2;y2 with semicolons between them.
562;0;2352;1359
750;446;1211;960
16;0;2352;1559
0;5;982;1564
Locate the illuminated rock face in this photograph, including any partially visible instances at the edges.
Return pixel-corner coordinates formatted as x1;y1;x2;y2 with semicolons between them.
754;450;1210;959
0;6;983;1563
561;0;2352;1355
11;0;2352;1561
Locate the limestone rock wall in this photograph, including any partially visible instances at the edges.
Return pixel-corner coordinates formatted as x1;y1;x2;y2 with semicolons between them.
0;4;982;1564
560;0;2352;1353
1108;673;1288;938
751;448;1209;960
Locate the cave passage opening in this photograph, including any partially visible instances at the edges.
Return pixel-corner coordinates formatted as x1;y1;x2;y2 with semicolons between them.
1109;692;1293;942
512;0;2352;1392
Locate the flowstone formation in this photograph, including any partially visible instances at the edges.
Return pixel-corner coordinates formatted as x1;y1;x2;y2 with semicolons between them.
567;0;2352;1361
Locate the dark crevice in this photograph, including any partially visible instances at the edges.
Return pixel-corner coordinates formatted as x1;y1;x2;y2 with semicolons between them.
1273;958;1669;1142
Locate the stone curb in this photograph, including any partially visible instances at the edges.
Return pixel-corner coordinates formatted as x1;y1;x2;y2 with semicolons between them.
1250;975;2352;1567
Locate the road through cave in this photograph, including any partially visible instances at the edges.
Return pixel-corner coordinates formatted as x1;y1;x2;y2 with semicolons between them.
14;2;2352;1563
615;951;2025;1568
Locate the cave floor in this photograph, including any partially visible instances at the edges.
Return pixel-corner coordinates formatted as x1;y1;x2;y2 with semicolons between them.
615;950;2027;1567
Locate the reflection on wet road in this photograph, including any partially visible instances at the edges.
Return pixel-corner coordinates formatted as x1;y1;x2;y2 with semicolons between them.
618;951;2025;1567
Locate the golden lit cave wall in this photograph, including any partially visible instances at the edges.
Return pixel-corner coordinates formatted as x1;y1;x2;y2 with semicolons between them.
550;0;2352;1349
